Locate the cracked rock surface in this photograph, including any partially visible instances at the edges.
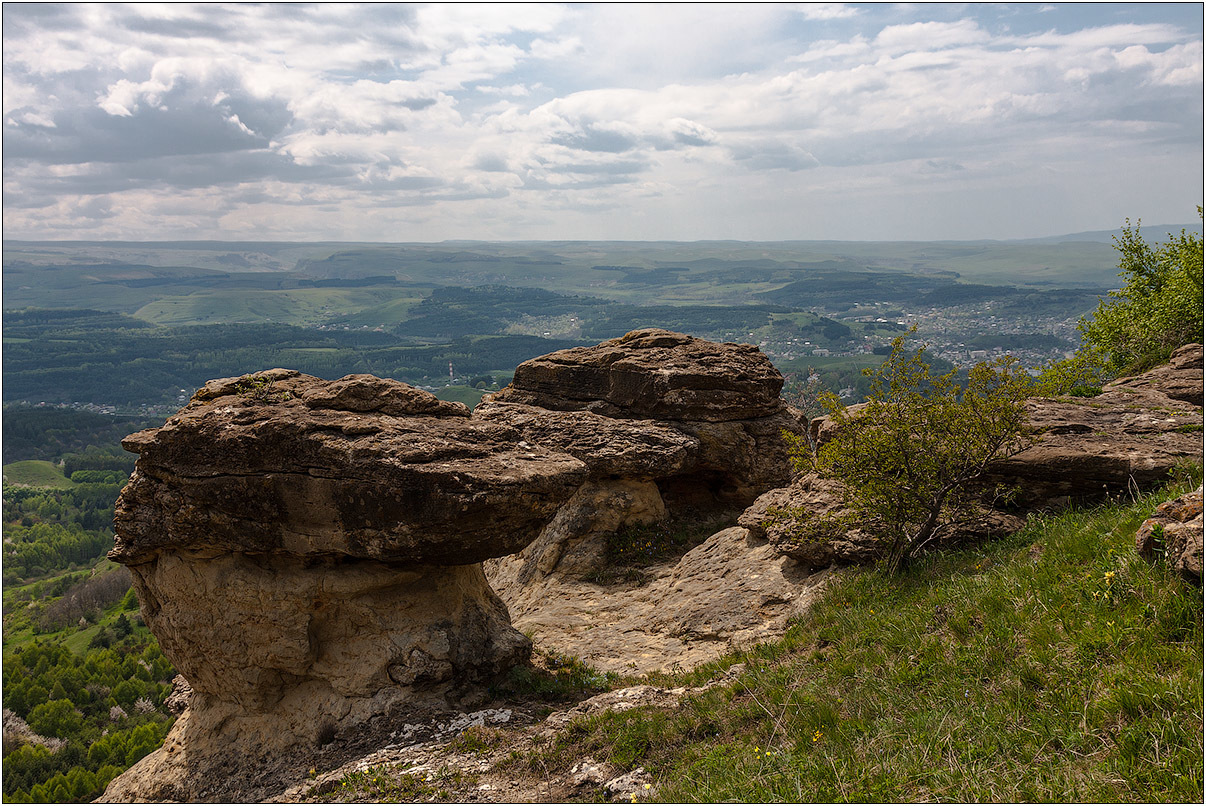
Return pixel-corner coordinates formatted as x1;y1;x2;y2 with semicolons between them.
103;370;586;802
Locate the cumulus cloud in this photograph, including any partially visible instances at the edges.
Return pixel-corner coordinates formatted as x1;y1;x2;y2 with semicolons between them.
2;3;1201;241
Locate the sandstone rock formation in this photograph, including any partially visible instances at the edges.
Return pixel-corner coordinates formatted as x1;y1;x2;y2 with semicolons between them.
752;344;1203;570
1109;342;1204;406
1136;486;1204;584
472;329;823;673
738;474;1025;570
103;370;586;801
986;343;1203;508
481;329;806;587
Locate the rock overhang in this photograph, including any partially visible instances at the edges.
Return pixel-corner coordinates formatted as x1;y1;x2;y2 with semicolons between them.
112;371;588;566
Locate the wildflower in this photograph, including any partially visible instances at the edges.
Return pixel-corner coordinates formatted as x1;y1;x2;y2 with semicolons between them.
644;784;652;790
812;730;822;743
1104;570;1116;582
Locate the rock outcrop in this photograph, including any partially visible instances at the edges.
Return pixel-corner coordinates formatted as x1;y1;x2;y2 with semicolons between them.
473;329;822;673
481;329;806;586
103;370;586;801
986;344;1203;508
1136;486;1203;583
750;344;1203;571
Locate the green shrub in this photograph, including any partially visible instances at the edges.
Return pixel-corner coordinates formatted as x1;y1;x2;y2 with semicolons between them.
1042;210;1203;393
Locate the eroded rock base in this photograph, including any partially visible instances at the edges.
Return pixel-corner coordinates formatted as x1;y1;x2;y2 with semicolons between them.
488;525;831;674
105;559;529;801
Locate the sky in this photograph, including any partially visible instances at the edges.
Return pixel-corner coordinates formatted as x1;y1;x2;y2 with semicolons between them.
2;2;1202;242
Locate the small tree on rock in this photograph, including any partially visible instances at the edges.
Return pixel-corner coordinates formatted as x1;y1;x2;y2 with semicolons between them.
789;335;1033;573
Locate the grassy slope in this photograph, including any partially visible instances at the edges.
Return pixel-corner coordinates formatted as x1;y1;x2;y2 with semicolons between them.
131;288;421;326
535;473;1203;802
433;385;488;408
2;460;75;489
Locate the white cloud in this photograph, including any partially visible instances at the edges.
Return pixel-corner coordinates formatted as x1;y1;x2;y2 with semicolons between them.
2;4;1201;241
797;4;861;21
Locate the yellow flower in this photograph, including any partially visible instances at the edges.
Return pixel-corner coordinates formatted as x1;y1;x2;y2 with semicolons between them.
1104;570;1116;582
644;784;652;790
812;729;823;743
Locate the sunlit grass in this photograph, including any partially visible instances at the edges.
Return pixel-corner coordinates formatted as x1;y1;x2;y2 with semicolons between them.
539;469;1203;802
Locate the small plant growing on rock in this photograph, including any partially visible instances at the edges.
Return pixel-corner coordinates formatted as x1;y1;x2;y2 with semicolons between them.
233;376;293;403
789;333;1033;573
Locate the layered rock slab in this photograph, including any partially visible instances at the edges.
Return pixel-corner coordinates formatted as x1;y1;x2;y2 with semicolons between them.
489;327;785;422
755;345;1204;570
103;370;586;801
477;329;821;671
985;344;1203;509
482;329;807;588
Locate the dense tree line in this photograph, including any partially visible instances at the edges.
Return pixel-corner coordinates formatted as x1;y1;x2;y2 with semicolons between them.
4;480;126;534
3;524;114;584
3;634;175;803
2;409;159;465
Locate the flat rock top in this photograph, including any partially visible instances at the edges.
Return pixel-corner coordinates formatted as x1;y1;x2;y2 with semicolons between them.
488;328;784;422
114;371;587;565
1106;342;1203;406
473;401;699;478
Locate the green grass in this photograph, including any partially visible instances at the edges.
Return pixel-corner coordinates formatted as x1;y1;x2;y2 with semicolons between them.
434;385;488;408
131;288;417;326
535;471;1203;802
3;560;129;657
2;460;75;488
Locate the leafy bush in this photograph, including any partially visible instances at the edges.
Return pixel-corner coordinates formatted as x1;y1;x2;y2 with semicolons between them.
789;333;1033;572
1042;211;1203;393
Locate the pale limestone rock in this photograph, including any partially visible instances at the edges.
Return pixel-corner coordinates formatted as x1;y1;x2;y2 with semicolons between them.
102;370;585;802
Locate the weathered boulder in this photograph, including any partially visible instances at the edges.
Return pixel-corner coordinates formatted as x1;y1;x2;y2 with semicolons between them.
103;370;586;801
1136;486;1204;584
488;328;785;422
985;354;1203;509
738;474;883;568
738;473;1024;570
482;330;807;586
1108;342;1203;406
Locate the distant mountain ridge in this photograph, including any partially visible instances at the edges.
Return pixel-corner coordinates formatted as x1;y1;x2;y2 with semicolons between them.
1007;222;1203;245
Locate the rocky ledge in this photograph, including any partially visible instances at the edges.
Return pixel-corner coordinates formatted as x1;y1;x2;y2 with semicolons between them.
102;370;586;801
742;344;1204;569
481;328;806;586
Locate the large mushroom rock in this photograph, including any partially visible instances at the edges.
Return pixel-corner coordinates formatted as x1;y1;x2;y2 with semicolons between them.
479;329;806;586
102;370;586;802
